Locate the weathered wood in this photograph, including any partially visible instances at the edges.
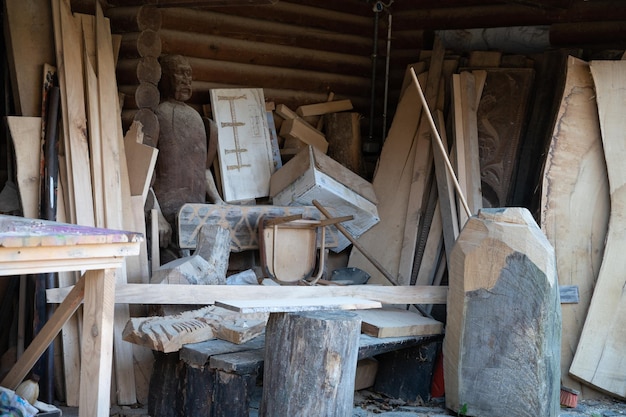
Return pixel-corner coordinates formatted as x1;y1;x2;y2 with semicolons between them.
4;0;55;117
124;121;158;201
260;311;361;417
324;112;363;176
540;56;609;395
148;351;186;417
132;108;160;146
151;224;230;285
570;60;626;399
134;82;160;110
48;283;449;306
122;305;268;353
468;50;502;67
355;307;443;339
296;99;353;117
279;118;329;153
106;5;162;33
444;208;561;417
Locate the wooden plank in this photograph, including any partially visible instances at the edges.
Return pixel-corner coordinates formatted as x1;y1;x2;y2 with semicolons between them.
355;307;443;338
1;275;85;390
459;71;483;215
216;297;381;313
6;117;42;219
279;117;329;153
397;38;445;285
451;73;469;227
48;284;449;306
95;3;137;405
210;88;275;203
177;203;337;251
124;121;158;202
3;0;55;117
347;70;424;285
570;60;626;399
540;56;609;395
296;99;353;117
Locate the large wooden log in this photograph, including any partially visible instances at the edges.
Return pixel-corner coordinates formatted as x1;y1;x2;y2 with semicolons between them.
570;60;626;399
444;208;561;417
259;310;361;417
540;56;609;396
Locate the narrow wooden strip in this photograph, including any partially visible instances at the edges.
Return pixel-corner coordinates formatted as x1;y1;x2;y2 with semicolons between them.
47;284;449;305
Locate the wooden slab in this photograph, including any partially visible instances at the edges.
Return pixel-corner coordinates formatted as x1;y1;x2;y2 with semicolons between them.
215;297;381;314
296;99;353;117
355;307;443;338
279;117;328;153
540;56;609;395
48;283;448;306
6;117;42;219
124;121;158;202
210;88;275;203
177;203;337;251
570;60;626;399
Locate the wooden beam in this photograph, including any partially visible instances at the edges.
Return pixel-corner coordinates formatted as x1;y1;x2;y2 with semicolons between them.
48;284;449;305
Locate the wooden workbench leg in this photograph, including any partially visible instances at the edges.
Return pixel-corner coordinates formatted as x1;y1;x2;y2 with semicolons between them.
79;268;116;417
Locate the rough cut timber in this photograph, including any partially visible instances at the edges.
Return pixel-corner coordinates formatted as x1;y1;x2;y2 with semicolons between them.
444;208;561;417
122;305;268;353
279;117;329;153
540;56;609;396
260;311;361;417
324;112;363;176
570;60;626;400
354;307;443;338
296;99;353;117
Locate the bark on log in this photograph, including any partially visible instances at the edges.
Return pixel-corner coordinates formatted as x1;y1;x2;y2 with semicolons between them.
444;207;561;417
259;310;361;417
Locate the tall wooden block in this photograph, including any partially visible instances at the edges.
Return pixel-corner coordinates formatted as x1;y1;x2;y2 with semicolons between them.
444;208;561;417
260;311;361;417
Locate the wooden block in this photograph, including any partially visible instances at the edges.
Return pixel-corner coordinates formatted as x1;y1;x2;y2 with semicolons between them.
270;145;378;252
279;118;328;154
215;297;381;314
468;50;502;68
124;121;158;202
355;307;443;338
444;208;561;417
354;358;378;391
296;99;353;117
210;88;275;203
325;112;362;176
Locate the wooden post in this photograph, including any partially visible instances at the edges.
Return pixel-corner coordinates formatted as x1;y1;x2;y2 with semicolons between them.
444;208;561;417
260;311;361;417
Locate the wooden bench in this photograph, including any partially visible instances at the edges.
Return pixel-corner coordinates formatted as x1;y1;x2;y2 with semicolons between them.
148;332;442;417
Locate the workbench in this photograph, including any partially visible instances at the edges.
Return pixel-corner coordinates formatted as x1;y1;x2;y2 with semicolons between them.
0;214;142;417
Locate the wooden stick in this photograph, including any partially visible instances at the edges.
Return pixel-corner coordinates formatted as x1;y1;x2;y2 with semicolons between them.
312;200;399;286
410;67;472;218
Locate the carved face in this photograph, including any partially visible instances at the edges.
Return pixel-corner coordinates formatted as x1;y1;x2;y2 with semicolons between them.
161;55;193;102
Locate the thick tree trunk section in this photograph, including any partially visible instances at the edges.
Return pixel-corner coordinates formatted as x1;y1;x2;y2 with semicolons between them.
444;207;561;417
259;311;361;417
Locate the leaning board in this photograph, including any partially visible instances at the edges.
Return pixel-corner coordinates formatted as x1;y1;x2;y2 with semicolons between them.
540;56;609;395
210;88;275;203
570;60;626;399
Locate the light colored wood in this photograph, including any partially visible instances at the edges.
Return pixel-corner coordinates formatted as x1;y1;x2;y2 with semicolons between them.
397;38;444;285
279;117;329;153
570;60;626;399
48;283;448;306
210;88;275;203
95;3;137;404
355;307;443;338
540;56;609;396
354;358;378;391
451;73;469;227
1;275;85;390
459;71;483;215
3;0;54;117
414;200;443;286
53;0;95;227
122;306;268;352
79;269;115;417
215;296;381;313
124;121;158;202
150;209;160;272
6;117;42;219
296;99;353;117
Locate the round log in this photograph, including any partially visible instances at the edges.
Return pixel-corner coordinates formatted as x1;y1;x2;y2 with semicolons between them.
138;30;162;58
134;82;160;110
137;56;162;84
132;108;160;147
260;310;361;417
106;5;162;33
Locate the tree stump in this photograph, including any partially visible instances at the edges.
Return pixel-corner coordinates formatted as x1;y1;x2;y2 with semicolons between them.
259;311;361;417
443;207;561;417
